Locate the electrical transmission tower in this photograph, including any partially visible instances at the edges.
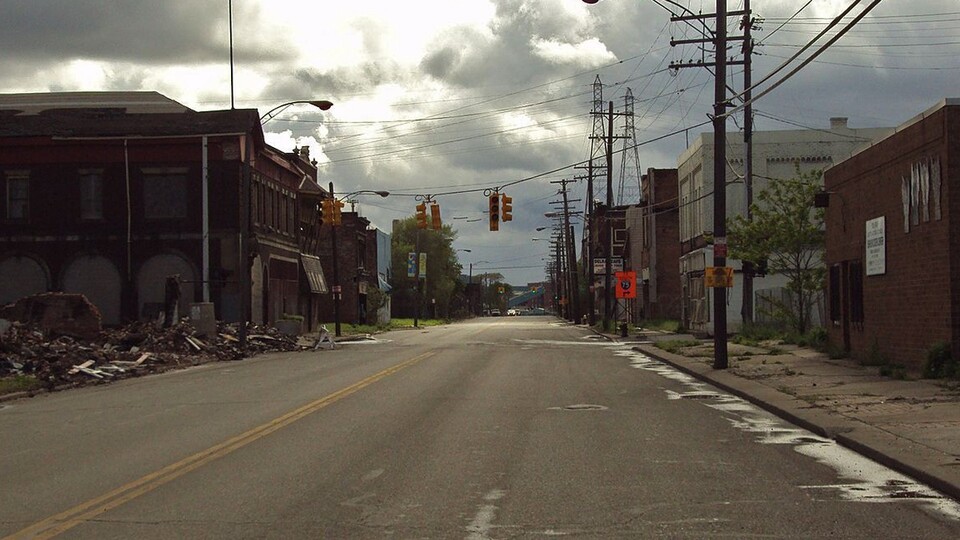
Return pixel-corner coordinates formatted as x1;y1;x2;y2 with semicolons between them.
588;75;607;212
617;87;643;205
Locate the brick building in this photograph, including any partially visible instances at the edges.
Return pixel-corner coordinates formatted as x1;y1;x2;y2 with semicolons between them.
624;168;681;321
589;203;631;323
315;211;378;326
0;91;335;330
824;99;959;370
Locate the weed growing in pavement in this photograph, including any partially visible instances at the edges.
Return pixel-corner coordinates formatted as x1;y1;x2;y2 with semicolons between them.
922;342;958;380
861;338;889;367
827;342;848;360
880;363;909;380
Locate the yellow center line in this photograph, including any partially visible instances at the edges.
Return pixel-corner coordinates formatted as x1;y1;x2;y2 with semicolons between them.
5;351;435;540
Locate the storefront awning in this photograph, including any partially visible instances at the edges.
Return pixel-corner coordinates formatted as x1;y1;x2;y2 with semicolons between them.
300;254;328;294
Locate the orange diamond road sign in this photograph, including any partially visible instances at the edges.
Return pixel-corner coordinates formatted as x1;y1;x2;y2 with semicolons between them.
615;271;637;299
704;267;734;288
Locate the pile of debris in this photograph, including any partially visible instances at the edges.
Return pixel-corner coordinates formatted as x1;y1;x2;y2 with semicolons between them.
1;318;304;392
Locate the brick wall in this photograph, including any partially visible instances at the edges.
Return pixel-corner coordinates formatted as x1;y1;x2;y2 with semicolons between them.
824;103;958;369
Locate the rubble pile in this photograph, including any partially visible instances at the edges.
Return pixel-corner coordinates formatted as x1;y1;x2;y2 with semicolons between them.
1;319;304;392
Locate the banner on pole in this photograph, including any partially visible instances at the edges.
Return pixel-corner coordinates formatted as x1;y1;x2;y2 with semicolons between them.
407;252;416;278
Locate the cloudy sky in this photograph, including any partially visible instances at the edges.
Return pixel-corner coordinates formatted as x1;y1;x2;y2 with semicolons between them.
2;0;957;285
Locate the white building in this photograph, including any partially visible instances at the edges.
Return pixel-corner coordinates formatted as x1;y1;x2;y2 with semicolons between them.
677;118;893;335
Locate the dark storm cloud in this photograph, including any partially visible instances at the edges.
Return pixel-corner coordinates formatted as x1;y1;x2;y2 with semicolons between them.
0;0;287;65
293;60;411;97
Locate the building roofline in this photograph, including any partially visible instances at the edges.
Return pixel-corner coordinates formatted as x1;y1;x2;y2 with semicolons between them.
830;98;959;166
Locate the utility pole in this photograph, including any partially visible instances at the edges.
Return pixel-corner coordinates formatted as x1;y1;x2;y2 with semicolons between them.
584;75;605;327
553;178;581;323
329;182;342;337
669;1;746;369
413;228;421;327
604;101;615;331
741;0;757;326
712;0;729;369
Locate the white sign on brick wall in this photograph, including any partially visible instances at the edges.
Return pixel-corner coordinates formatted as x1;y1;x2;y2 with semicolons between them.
866;216;886;276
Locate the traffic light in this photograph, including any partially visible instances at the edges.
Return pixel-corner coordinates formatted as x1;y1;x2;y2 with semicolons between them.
332;200;344;226
500;193;513;222
488;193;500;231
430;202;442;230
416;202;428;229
321;198;334;226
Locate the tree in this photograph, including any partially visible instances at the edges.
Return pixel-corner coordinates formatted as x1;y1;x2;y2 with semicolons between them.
389;216;462;319
727;168;825;335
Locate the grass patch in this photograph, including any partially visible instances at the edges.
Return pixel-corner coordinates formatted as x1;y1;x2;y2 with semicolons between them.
655;339;702;355
639;319;682;333
0;375;42;395
318;318;447;336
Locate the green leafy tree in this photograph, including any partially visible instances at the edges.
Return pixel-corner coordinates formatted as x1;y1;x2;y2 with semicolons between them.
389;217;462;318
728;168;825;334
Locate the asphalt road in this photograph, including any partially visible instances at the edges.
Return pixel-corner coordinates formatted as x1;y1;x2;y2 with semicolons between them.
2;317;959;538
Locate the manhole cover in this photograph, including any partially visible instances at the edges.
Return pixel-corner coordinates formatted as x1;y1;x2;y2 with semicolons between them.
559;403;608;411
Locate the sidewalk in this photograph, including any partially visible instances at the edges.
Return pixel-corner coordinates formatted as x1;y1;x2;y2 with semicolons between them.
608;329;960;502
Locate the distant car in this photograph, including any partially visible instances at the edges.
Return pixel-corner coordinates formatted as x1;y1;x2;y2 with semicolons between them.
506;308;517;316
490;309;501;316
524;307;546;316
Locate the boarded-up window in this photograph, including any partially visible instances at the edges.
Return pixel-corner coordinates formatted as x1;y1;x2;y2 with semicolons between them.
848;260;864;325
143;168;187;219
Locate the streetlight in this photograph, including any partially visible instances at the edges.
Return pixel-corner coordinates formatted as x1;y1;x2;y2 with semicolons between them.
327;188;390;337
259;100;333;123
469;260;490;316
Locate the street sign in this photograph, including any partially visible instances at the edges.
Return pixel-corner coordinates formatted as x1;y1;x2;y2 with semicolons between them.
704;267;734;288
615;271;637;299
593;257;623;274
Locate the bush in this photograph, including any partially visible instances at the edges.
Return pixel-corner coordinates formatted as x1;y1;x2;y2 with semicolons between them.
922;342;956;379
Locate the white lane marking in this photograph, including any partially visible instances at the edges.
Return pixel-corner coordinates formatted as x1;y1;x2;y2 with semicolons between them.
618;346;960;520
466;488;506;540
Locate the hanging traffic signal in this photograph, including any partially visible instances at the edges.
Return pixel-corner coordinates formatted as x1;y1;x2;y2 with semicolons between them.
332;200;344;226
430;202;442;230
321;198;334;226
501;193;513;222
488;193;500;231
416;202;428;229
